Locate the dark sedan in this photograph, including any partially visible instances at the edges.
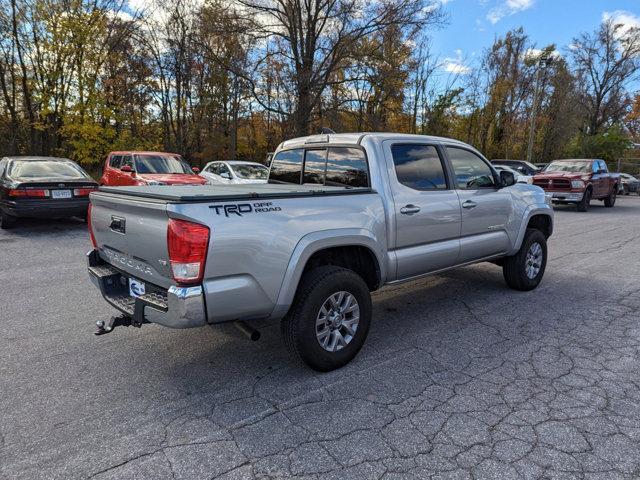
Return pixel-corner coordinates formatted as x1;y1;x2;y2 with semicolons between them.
0;156;98;228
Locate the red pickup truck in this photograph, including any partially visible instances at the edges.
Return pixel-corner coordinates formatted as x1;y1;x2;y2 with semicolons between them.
533;159;620;212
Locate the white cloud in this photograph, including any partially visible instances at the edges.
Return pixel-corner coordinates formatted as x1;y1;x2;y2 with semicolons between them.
486;0;534;24
444;61;471;74
524;48;561;61
603;10;640;37
442;50;471;74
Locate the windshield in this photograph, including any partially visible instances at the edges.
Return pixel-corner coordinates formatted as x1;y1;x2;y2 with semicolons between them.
232;164;268;179
544;161;591;173
8;160;89;179
135;155;191;174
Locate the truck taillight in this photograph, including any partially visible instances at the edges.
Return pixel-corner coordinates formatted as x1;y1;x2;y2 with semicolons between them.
167;219;210;285
87;203;97;248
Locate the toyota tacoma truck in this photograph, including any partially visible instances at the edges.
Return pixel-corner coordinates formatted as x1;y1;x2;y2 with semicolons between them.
87;133;553;371
533;159;619;212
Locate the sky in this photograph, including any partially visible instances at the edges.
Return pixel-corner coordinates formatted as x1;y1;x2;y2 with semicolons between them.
431;0;640;75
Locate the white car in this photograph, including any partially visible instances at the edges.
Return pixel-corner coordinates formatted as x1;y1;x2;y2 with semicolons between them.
493;165;532;184
200;161;269;185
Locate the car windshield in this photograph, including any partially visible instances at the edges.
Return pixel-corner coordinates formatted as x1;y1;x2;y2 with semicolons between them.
135;155;191;174
8;160;88;179
232;164;268;179
544;161;591;173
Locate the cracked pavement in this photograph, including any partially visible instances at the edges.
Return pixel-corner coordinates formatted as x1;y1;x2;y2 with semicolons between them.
1;197;640;480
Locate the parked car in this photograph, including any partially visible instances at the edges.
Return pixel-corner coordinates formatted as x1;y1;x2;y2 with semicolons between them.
619;173;639;195
99;151;207;186
200;161;269;185
87;133;553;371
493;165;533;184
0;156;97;229
491;159;540;176
533;159;620;212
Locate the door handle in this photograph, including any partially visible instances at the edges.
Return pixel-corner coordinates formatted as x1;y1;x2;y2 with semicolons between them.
462;200;477;209
400;204;421;215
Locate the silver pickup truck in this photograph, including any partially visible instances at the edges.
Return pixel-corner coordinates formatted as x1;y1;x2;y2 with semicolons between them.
87;133;553;371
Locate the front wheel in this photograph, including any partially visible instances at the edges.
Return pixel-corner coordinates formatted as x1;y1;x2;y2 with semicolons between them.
502;229;548;291
576;189;591;212
604;186;617;208
281;266;372;372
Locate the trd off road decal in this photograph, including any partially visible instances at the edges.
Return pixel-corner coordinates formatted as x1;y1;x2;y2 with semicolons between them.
209;201;282;217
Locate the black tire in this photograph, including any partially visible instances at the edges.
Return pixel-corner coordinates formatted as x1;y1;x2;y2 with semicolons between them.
604;186;617;208
0;210;16;229
502;228;547;291
576;188;591;212
281;266;372;372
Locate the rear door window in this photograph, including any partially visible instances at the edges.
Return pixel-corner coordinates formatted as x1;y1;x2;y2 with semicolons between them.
391;144;447;190
325;148;369;187
269;149;304;184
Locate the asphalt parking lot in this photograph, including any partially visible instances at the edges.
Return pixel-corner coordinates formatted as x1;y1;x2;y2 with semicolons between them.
1;197;640;480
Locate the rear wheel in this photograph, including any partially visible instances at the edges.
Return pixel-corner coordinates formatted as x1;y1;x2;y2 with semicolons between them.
0;210;16;229
604;186;617;208
576;188;591;212
503;229;547;291
281;266;372;371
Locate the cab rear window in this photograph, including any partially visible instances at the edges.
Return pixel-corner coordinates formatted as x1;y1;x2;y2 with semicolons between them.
269;149;304;184
269;147;368;188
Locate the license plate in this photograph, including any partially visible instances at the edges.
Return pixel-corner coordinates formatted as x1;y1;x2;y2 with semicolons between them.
129;278;146;298
52;189;72;199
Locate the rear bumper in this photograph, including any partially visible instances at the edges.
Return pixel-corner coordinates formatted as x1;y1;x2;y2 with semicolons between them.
1;198;89;218
87;250;206;329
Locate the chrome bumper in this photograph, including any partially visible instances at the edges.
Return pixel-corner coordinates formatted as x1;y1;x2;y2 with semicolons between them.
550;191;583;202
87;250;206;329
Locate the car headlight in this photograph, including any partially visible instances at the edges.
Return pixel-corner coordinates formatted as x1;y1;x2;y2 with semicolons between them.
571;180;585;189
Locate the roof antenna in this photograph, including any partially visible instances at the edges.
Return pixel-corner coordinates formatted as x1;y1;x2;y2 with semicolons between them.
320;127;336;134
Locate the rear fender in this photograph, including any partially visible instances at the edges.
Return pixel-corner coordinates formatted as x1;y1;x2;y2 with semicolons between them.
270;229;386;320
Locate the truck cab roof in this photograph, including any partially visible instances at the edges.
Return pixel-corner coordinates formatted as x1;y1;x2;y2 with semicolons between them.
277;132;472;150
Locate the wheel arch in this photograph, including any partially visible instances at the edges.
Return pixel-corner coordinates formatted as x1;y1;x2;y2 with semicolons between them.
508;207;553;255
270;229;386;320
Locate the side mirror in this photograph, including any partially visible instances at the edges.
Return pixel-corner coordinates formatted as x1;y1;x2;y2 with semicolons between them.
191;167;200;173
597;169;606;175
120;165;133;173
500;170;516;187
220;172;231;179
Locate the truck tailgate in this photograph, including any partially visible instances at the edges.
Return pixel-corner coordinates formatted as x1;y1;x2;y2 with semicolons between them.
90;192;174;288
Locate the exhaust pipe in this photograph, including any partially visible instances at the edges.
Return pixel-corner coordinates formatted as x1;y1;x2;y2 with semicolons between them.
233;321;260;341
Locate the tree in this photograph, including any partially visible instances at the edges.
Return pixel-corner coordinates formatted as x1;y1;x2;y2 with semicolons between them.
237;0;444;136
571;19;640;136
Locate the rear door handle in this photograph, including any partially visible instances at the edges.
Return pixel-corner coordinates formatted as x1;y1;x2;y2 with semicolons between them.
462;200;477;209
400;204;421;215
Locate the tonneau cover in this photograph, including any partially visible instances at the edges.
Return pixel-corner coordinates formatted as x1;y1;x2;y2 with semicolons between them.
96;183;373;202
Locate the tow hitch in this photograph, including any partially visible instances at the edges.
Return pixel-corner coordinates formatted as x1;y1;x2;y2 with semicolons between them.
94;314;149;335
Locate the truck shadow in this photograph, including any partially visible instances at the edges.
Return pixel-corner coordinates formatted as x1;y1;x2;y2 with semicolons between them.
145;261;618;415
